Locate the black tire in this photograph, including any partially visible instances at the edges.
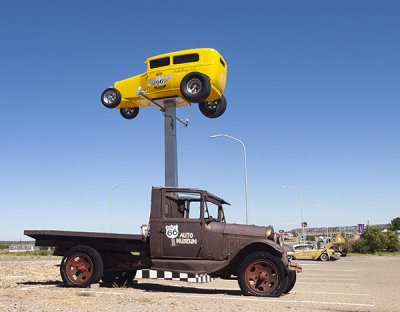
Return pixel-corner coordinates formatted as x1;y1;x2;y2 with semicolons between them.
101;88;121;109
198;95;227;119
180;72;211;103
320;253;329;261
283;271;297;293
60;245;104;287
102;270;137;287
238;251;288;297
120;107;139;119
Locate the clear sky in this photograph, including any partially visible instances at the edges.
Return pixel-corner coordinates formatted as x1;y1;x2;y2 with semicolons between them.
1;1;399;240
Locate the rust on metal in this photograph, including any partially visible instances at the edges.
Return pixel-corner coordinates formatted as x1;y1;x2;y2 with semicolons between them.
288;261;302;273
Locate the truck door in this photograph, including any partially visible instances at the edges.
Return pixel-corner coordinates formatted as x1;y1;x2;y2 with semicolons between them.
160;191;203;259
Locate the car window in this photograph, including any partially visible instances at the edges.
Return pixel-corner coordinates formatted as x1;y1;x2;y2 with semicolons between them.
150;57;170;69
173;53;199;65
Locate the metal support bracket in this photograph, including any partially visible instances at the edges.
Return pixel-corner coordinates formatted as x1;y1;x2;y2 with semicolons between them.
136;87;189;127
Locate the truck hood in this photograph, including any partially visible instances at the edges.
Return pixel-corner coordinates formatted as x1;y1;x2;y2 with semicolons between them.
223;223;275;240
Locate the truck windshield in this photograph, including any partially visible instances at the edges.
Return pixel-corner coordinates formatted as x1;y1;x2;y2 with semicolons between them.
204;200;225;222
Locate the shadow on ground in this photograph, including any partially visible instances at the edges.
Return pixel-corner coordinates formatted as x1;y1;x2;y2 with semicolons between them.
104;282;242;296
18;280;64;287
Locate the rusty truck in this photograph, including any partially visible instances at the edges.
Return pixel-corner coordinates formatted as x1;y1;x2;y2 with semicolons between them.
25;187;302;297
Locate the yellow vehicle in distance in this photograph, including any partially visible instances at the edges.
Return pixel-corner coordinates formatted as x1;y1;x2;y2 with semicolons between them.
101;48;227;120
288;234;345;261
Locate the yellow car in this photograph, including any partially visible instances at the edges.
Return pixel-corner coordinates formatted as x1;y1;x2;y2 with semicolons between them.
101;48;227;119
287;234;345;261
288;244;335;261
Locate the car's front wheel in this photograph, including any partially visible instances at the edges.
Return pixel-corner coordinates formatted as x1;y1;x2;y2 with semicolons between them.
320;253;329;261
101;88;121;109
199;95;227;118
180;72;211;103
120;107;139;120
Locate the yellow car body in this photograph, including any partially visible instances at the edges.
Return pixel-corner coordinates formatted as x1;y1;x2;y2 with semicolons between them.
290;244;335;260
288;234;345;261
101;48;227;119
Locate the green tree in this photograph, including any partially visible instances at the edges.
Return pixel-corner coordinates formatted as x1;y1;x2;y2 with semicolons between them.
389;217;400;231
385;230;400;251
362;225;387;253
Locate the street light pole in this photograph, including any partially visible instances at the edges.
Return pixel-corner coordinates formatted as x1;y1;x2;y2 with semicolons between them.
210;134;249;225
281;185;305;244
109;182;129;233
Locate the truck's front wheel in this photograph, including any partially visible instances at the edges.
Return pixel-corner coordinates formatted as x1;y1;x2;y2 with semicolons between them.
60;245;104;287
238;251;287;297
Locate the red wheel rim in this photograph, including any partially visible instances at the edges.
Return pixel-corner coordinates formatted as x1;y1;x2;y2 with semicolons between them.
245;259;279;295
66;253;93;285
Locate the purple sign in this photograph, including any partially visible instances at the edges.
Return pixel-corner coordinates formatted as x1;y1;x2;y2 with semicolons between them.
358;224;365;234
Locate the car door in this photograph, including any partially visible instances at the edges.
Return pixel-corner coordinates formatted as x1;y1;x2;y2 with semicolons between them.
146;56;174;96
160;191;203;259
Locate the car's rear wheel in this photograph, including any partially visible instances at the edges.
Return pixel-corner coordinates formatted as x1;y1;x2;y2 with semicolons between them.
101;88;121;109
320;253;329;261
238;251;287;297
180;72;211;103
120;107;139;119
199;95;227;118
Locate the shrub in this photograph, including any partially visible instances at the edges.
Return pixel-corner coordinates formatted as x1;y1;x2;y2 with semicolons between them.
385;230;400;252
352;238;369;253
306;235;315;242
362;225;388;253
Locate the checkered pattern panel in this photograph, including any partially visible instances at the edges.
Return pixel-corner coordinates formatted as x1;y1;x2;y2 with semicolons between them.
136;270;213;283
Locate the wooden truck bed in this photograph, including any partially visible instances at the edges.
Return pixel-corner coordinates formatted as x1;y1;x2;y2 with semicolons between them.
24;230;146;255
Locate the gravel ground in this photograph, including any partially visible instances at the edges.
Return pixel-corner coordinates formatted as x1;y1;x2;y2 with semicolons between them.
0;256;399;312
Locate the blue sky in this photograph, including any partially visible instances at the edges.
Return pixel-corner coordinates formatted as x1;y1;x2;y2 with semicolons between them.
1;1;399;240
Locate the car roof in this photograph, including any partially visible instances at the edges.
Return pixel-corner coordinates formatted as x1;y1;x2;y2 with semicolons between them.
145;48;222;63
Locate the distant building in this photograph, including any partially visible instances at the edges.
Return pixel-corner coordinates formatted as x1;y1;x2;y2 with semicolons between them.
9;243;38;252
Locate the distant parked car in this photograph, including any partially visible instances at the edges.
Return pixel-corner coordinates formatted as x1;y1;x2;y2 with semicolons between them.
101;48;227;119
287;234;345;261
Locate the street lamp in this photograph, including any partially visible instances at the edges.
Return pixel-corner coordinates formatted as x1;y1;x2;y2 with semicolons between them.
109;182;129;233
210;134;249;225
281;185;305;244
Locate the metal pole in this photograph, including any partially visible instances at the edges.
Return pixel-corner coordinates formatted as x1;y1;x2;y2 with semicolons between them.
109;182;129;233
164;101;178;187
210;134;248;224
282;185;305;244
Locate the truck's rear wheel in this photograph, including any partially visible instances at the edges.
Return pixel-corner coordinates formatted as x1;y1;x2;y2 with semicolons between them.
238;251;288;297
60;245;104;287
102;270;137;286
